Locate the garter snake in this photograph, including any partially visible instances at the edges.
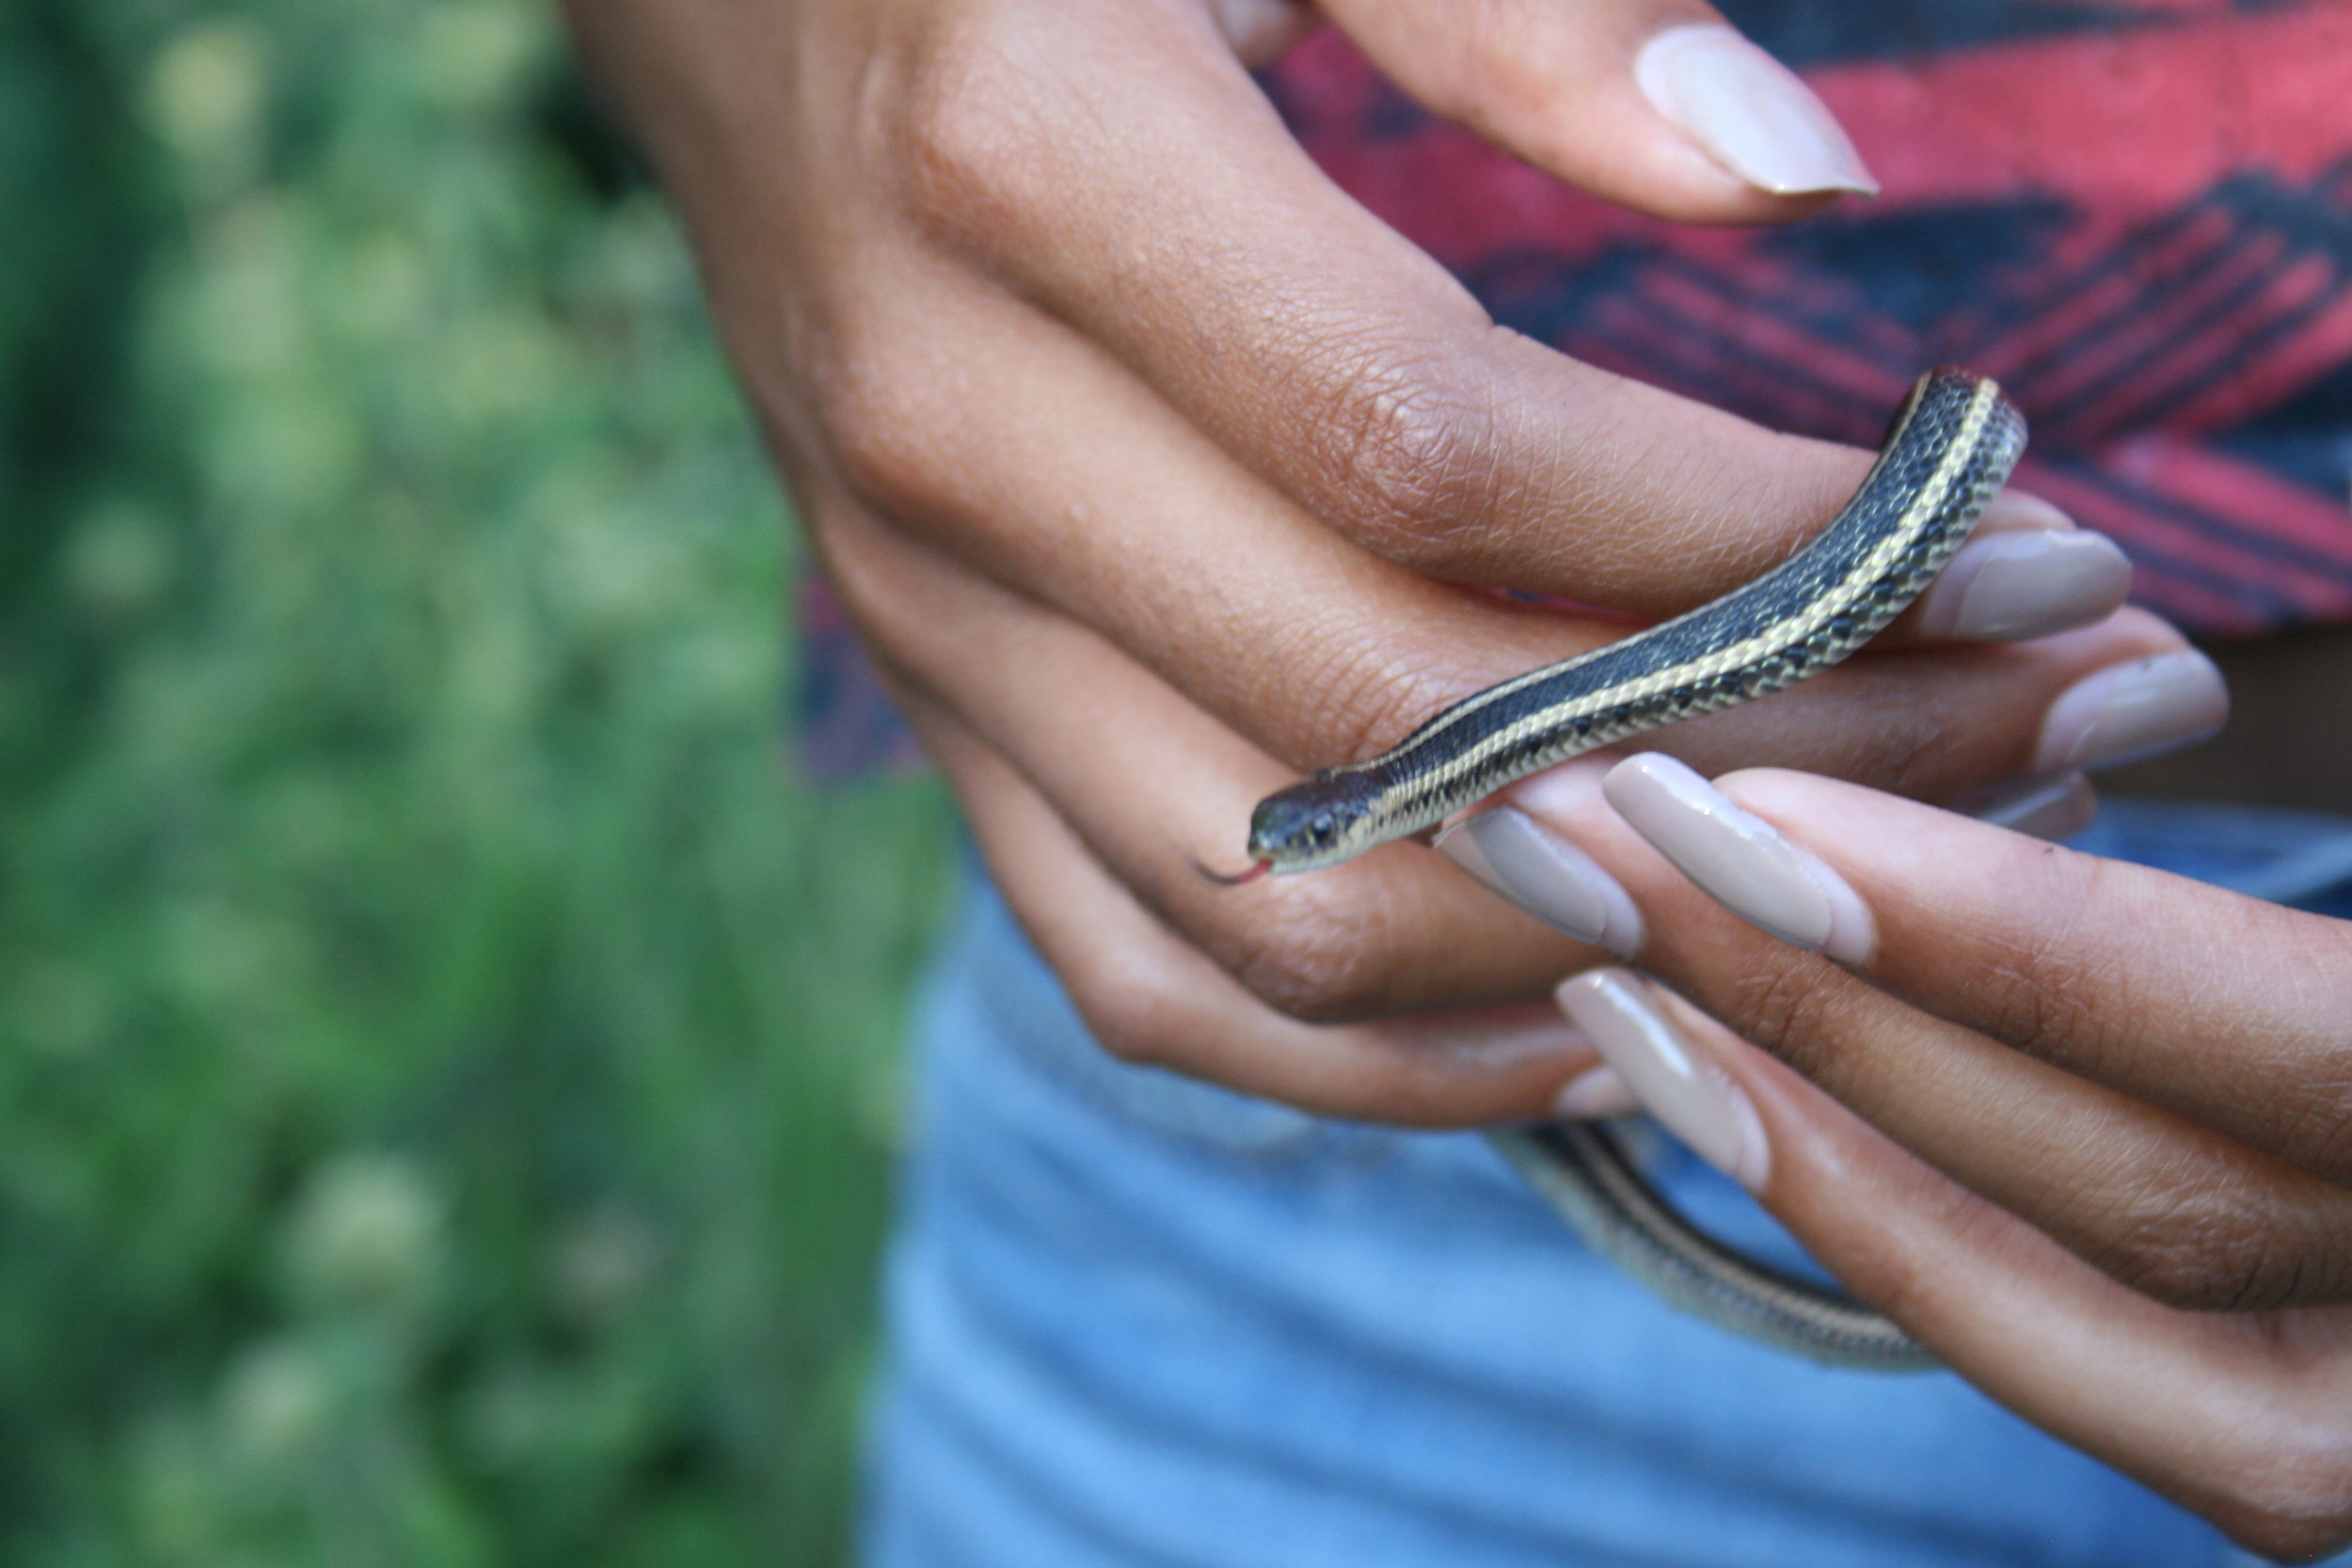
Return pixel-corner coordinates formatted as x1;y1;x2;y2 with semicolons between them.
1234;368;2027;1368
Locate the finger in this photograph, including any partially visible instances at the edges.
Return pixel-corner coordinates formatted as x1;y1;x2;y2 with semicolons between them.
1559;972;2352;1565
806;240;2169;791
818;190;2128;658
1885;491;2135;648
1502;762;2352;1310
816;484;1602;1022
1319;0;1877;214
838;435;2182;802
806;482;1604;1022
1628;759;2352;1196
891;683;1603;1123
879;0;1932;609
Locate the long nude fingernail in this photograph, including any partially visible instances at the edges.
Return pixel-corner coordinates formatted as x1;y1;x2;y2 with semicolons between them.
2032;651;2230;774
1437;808;1645;958
1977;490;2077;534
1551;1064;1641;1119
1634;24;1878;197
1555;969;1771;1191
1912;530;2135;641
1602;754;1876;964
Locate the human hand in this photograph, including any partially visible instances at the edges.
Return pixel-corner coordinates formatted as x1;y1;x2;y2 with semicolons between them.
564;0;2185;1125
1456;753;2350;1559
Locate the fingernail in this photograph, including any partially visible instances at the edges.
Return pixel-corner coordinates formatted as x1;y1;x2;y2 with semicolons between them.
1976;490;2078;533
1602;754;1876;963
2032;651;2231;774
1551;1064;1642;1120
1210;0;1314;67
1436;808;1645;958
1634;24;1879;197
1973;772;2097;841
1555;969;1771;1191
1912;530;2135;641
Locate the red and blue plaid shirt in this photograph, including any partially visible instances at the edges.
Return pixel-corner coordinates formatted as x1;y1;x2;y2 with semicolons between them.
804;0;2352;778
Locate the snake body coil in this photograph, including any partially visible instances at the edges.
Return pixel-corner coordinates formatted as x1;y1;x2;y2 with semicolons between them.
1240;369;2027;1367
1245;370;2026;876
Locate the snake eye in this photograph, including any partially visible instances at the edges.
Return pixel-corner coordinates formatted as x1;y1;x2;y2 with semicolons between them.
1308;812;1337;847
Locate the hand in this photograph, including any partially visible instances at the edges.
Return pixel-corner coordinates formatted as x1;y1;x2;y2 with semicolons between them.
563;0;2177;1125
1459;752;2351;1559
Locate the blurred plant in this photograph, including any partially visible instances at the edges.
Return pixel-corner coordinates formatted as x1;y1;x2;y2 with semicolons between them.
0;1;957;1563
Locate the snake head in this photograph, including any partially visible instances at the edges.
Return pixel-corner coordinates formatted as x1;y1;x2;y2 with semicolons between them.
1246;771;1381;874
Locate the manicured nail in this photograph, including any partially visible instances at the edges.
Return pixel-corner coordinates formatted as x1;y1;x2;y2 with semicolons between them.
1555;969;1770;1191
2032;651;2230;774
1634;24;1879;197
1210;0;1314;66
1912;530;2135;641
1551;1064;1641;1120
1601;754;1876;963
1436;808;1644;958
1974;772;2097;841
1976;490;2077;534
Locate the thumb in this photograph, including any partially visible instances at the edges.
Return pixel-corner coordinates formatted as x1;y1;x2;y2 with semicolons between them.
1314;0;1878;222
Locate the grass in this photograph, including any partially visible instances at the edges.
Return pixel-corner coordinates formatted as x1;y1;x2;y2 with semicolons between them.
0;2;960;1561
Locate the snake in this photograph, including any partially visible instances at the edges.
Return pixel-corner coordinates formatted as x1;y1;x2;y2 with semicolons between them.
1231;368;2027;1369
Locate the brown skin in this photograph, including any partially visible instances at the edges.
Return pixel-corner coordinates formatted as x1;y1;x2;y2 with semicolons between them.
562;0;2176;1079
561;0;2340;1555
1517;759;2352;1560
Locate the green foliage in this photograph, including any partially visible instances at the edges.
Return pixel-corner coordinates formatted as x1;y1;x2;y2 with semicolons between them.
0;2;958;1562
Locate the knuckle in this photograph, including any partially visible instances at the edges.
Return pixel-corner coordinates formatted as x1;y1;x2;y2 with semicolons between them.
1830;690;1948;798
808;320;959;518
1712;957;1851;1083
1306;343;1507;563
1074;1001;1176;1069
2204;914;2352;1181
1974;955;2096;1066
2201;1428;2352;1563
2084;1180;2320;1311
895;7;1057;242
1294;621;1479;764
1214;884;1405;1024
799;497;897;626
1966;889;2126;1069
1233;939;1383;1025
1067;882;1413;1050
1057;942;1189;1070
2263;1031;2352;1183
